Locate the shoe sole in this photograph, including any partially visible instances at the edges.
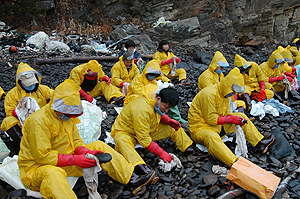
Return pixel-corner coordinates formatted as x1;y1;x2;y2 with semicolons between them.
132;171;155;195
262;136;275;154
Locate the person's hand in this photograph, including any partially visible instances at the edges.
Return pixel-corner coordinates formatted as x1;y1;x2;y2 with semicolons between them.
159;150;173;163
268;76;284;83
122;82;130;95
102;76;111;85
285;72;296;79
252;90;266;102
160;114;181;131
57;154;97;168
175;57;180;63
217;115;246;125
161;58;174;66
287;76;293;82
74;146;103;155
79;89;93;103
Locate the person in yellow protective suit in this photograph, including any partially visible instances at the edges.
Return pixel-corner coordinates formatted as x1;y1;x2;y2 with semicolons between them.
124;60;188;124
1;62;53;154
260;51;300;101
188;68;275;167
111;50;139;96
152;40;187;84
286;38;300;61
234;54;274;111
69;60;125;104
111;85;208;175
277;46;297;74
17;79;156;198
0;86;6;100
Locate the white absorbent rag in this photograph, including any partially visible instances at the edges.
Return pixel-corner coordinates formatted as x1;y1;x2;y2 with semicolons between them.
235;125;248;158
158;153;183;173
15;97;40;126
82;153;102;199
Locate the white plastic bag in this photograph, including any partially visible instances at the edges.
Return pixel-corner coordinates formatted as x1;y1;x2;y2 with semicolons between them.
0;137;10;163
15;97;40;126
26;31;49;48
77;101;106;145
45;40;70;53
235;125;248;158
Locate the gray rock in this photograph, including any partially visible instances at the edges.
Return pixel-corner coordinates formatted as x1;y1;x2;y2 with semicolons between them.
207;185;221;196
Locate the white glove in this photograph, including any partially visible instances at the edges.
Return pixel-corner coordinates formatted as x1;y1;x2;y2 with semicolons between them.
91;98;97;105
122;82;130;96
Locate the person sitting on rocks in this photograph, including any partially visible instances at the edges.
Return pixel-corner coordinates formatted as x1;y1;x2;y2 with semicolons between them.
1;62;53;154
188;68;275;167
111;85;207;178
260;50;300;101
119;40;144;71
0;86;6;101
286;38;300;62
234;54;274;111
111;50;140;97
69;60;125;104
124;60;188;125
198;51;246;112
17;79;156;198
277;46;297;74
153;40;188;85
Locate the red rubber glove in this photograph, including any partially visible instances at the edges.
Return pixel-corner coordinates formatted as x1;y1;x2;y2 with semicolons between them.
161;58;174;66
12;108;18;118
259;81;265;91
233;94;238;100
57;154;97;168
175;57;180;63
160;114;181;131
74;146;103;155
252;90;266;102
284;72;296;78
217;115;246;125
147;141;173;163
79;89;93;103
292;67;296;73
102;76;111;85
268;76;284;83
133;58;137;63
287;76;293;82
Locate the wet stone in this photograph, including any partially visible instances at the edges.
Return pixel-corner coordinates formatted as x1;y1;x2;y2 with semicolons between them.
285;128;295;134
289;179;300;188
160;175;172;183
280;123;290;127
269;156;282;168
185;167;193;173
186;172;197;179
202;174;218;185
163;186;172;192
292;144;300;150
158;194;168;199
207;185;220;196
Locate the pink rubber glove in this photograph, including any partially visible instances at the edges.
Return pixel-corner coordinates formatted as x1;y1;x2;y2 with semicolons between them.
79;89;93;103
12;108;18;118
268;76;284;83
57;154;97;168
287;76;293;82
259;81;265;91
102;76;111;85
292;67;296;73
161;58;174;66
217;115;246;125
147;141;173;163
160;114;181;131
284;72;296;78
175;57;180;63
74;146;103;155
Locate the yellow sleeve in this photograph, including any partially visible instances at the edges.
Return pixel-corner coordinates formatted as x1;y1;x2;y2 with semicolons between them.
201;90;219;125
4;88;19;116
69;68;83;91
111;62;123;87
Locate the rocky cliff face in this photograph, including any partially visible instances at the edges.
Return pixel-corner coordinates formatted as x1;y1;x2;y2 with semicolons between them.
36;0;300;45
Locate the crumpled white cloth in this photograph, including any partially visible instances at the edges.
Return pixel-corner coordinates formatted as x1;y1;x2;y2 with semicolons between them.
235;125;248;158
212;165;229;177
196;136;233;152
82;154;102;199
104;131;115;145
158;153;182;172
122;82;130;96
250;100;279;120
15;97;40;126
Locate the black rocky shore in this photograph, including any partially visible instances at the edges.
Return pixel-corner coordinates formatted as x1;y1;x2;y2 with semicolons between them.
1;38;300;199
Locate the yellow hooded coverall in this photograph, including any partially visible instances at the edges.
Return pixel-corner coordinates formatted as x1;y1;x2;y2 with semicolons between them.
18;79;134;199
111;55;139;89
188;68;264;167
1;62;53;132
152;49;186;82
0;86;6;99
276;46;294;73
198;51;226;92
260;51;286;92
69;60;124;102
234;54;274;100
111;84;193;166
124;60;163;106
286;38;299;61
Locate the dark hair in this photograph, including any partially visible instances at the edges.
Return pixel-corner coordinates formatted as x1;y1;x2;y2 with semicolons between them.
157;86;179;107
158;40;169;50
296;40;300;49
125;40;136;49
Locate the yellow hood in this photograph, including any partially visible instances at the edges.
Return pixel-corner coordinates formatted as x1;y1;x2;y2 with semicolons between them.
209;51;228;72
50;79;83;115
16;62;41;89
142;83;159;107
219;68;244;97
277;46;293;62
267;51;284;69
142;60;163;76
234;54;250;68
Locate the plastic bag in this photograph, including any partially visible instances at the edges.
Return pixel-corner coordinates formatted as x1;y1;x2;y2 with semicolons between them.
0;137;10;163
291;77;299;91
235;125;248;158
45;40;70;53
158;153;182;172
77;101;106;145
15;97;40;126
26;31;49;49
